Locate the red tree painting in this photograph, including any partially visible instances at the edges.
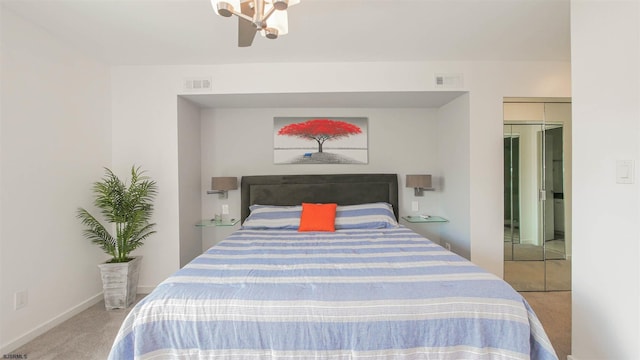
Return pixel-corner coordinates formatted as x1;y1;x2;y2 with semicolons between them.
277;118;362;153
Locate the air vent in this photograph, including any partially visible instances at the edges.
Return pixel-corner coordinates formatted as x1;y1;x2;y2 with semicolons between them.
434;73;463;89
184;77;212;92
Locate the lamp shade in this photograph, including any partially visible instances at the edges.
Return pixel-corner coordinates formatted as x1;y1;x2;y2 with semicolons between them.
265;7;288;35
211;0;240;16
406;174;432;189
211;177;238;191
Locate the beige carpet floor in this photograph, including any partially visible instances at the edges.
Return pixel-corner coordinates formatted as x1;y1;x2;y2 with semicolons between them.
11;295;145;360
11;292;571;359
523;291;571;360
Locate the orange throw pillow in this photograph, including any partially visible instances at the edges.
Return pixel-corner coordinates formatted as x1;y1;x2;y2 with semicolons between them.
298;203;337;232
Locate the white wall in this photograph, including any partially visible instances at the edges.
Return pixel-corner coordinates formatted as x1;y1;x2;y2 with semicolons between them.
111;67;184;288
465;61;571;276
437;93;471;258
571;1;640;358
0;8;111;352
177;97;202;267
199;107;443;249
110;61;570;287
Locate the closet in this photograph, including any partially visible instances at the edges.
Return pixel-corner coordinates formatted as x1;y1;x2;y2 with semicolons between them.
503;99;571;291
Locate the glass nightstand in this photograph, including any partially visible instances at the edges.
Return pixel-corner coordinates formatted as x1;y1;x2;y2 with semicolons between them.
401;215;448;223
195;218;240;227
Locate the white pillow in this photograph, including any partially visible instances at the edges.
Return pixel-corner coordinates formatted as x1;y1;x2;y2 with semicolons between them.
241;204;301;230
335;202;398;229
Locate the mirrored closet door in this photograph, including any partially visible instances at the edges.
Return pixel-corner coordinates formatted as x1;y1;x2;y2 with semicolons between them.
503;100;571;292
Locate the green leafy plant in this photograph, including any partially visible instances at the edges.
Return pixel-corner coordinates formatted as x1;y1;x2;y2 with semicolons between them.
77;166;158;263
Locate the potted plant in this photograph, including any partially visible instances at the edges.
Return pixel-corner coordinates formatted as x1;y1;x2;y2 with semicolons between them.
77;166;158;309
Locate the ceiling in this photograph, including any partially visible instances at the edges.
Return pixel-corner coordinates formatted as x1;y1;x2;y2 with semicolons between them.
2;0;571;66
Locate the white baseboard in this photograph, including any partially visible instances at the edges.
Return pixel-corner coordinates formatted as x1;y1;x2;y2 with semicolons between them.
0;292;103;355
2;287;154;354
567;355;576;360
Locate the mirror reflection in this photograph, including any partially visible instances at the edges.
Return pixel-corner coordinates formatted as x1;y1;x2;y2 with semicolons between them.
504;119;571;291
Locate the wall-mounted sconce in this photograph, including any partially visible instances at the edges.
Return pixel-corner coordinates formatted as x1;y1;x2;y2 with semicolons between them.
406;174;433;196
207;177;237;199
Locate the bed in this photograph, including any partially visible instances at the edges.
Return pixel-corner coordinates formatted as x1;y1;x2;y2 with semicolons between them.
108;174;558;360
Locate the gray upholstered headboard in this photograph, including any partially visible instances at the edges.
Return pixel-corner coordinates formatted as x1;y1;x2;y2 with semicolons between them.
240;174;399;222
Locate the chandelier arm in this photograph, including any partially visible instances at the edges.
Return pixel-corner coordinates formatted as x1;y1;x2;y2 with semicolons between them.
232;10;254;23
253;0;263;21
261;5;277;23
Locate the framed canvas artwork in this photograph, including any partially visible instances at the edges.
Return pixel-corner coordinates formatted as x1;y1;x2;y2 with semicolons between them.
273;117;368;164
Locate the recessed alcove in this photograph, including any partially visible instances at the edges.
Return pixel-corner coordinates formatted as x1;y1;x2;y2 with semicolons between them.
177;90;471;265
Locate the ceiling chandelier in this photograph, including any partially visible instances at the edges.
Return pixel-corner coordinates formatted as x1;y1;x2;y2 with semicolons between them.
211;0;301;47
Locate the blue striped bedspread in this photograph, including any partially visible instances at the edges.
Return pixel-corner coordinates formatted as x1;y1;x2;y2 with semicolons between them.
109;227;558;359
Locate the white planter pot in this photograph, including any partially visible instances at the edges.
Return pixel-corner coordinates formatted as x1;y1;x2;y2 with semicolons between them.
98;256;142;310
